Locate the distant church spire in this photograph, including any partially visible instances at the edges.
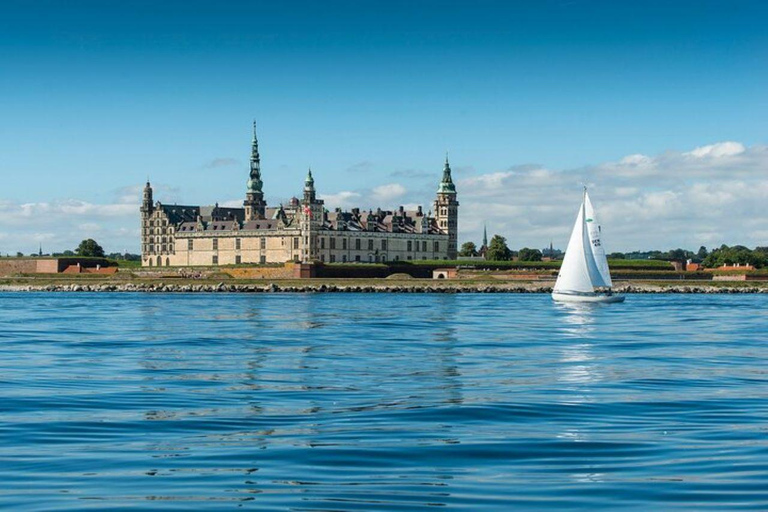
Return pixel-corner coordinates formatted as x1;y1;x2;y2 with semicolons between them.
483;224;488;248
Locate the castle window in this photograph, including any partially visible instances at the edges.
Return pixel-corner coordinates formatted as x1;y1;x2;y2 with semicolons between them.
260;255;266;264
342;255;347;262
188;239;193;250
260;237;265;249
355;255;361;262
320;254;325;262
368;239;373;251
330;254;336;263
381;240;387;251
415;241;420;252
330;238;336;250
235;255;241;264
294;237;299;249
213;239;218;250
434;241;439;252
422;241;427;252
343;238;347;250
407;241;412;251
407;255;412;260
320;238;325;249
355;239;361;250
212;255;218;265
236;238;241;250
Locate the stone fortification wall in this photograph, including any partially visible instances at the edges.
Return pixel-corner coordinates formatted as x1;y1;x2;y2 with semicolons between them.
0;260;38;276
224;265;296;280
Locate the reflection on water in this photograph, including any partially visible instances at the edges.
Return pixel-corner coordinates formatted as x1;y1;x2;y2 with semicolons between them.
2;293;768;510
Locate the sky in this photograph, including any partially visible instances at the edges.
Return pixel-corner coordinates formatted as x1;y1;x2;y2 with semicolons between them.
0;0;766;254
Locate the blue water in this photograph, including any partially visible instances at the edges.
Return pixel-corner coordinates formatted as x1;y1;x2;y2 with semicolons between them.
1;293;768;510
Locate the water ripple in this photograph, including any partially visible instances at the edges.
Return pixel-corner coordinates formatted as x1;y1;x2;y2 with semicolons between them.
1;293;768;510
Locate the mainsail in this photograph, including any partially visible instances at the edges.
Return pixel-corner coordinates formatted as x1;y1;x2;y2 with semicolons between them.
553;191;609;293
584;192;612;288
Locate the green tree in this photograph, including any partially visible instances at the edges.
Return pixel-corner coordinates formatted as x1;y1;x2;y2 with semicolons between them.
667;248;688;262
608;252;626;259
696;246;708;262
459;241;478;257
486;235;512;261
76;239;105;258
517;247;542;261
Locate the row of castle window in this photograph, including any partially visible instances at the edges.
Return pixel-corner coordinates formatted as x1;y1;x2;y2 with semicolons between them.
144;244;174;255
181;237;440;253
319;254;433;263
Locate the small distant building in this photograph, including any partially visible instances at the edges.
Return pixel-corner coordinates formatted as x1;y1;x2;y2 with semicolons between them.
433;268;458;279
685;259;701;272
713;263;755;272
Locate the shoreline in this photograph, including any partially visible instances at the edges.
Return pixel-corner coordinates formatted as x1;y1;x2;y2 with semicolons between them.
1;282;767;294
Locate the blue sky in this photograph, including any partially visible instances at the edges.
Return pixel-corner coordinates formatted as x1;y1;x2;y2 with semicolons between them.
1;0;767;253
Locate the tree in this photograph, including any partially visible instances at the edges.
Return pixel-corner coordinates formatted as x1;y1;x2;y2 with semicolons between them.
459;242;478;257
486;235;512;261
666;248;688;262
696;246;708;262
517;247;542;261
76;239;105;258
608;252;625;259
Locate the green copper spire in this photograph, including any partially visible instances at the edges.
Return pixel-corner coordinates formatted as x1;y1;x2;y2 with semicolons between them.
305;167;314;188
247;121;263;194
437;153;456;194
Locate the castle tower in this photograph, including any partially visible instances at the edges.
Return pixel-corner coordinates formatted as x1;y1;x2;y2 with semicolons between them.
244;121;267;221
140;181;154;260
434;154;459;259
300;168;324;262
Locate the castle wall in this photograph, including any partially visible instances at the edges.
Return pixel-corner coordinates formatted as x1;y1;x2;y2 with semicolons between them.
143;229;449;267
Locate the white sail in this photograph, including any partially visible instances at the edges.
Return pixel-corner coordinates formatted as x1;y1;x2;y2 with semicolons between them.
553;200;595;293
584;192;612;287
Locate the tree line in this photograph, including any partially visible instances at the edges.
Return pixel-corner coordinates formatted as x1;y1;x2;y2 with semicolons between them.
459;235;768;269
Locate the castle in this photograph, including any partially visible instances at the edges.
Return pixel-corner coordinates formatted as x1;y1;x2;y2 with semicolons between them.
140;123;459;267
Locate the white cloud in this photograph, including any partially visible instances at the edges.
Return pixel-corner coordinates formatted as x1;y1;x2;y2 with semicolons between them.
685;141;745;159
371;183;407;203
319;191;362;209
458;141;768;252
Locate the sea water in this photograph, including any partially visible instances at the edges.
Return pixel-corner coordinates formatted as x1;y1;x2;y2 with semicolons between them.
1;292;767;510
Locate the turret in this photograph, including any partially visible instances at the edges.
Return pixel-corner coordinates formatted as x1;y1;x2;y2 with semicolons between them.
141;181;153;214
434;154;459;259
244;121;267;220
300;168;323;262
303;168;316;203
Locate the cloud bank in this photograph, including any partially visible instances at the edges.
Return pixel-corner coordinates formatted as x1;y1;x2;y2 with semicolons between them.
1;141;765;254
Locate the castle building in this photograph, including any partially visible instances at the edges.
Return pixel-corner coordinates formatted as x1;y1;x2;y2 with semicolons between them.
140;124;459;267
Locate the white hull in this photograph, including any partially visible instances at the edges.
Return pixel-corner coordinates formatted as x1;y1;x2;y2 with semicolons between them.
552;291;625;304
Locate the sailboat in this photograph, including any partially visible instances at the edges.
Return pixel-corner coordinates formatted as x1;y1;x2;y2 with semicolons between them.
552;188;625;303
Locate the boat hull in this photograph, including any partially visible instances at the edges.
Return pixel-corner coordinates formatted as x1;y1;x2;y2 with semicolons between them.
551;291;625;304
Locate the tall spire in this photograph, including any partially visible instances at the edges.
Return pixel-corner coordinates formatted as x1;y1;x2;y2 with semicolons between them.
247;120;263;194
251;120;260;163
437;153;456;194
483;224;488;248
